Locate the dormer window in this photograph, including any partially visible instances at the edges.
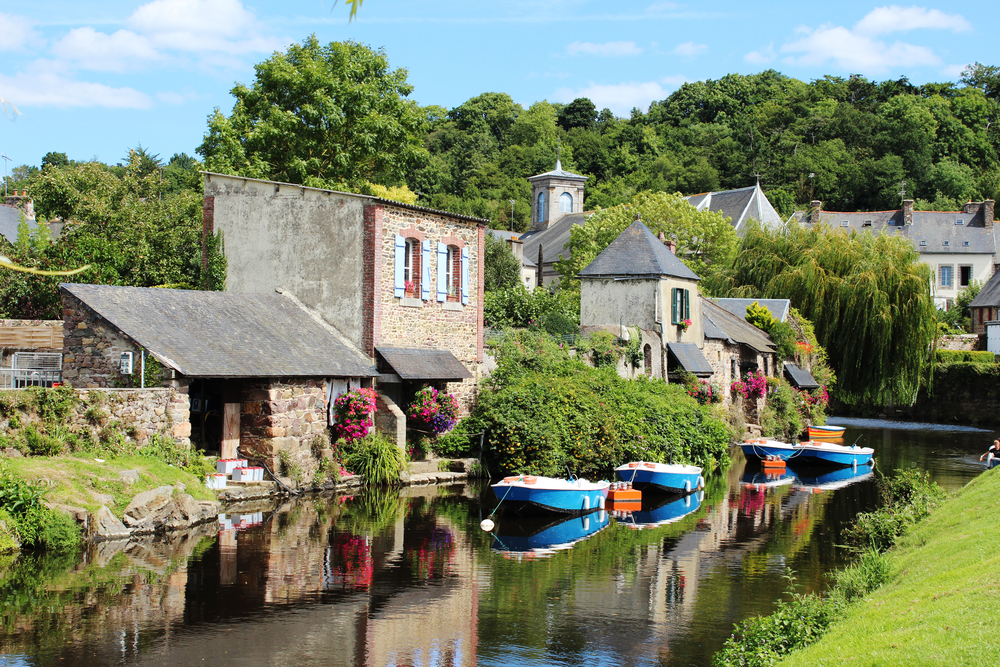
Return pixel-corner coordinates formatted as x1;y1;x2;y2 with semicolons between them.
919;240;927;246
840;220;849;227
943;240;951;246
956;219;963;225
863;220;872;227
963;241;970;247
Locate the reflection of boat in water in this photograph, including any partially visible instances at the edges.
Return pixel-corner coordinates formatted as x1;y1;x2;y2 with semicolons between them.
807;424;846;439
740;469;797;491
740;438;801;461
795;440;874;467
491;511;610;558
491;475;610;515
791;463;874;492
625;490;704;529
614;461;704;494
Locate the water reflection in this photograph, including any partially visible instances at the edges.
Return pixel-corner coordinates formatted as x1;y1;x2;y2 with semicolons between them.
0;418;994;667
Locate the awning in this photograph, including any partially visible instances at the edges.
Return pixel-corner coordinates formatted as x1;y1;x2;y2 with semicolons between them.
666;343;714;377
784;363;820;389
375;346;474;382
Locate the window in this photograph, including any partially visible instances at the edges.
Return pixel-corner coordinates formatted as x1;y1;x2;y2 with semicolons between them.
956;219;964;225
863;220;872;227
919;240;927;246
403;239;421;294
964;241;970;247
537;192;546;223
446;245;461;301
437;242;469;305
394;234;427;300
560;192;573;213
960;265;972;287
840;220;850;227
943;240;950;246
940;265;953;288
670;287;691;325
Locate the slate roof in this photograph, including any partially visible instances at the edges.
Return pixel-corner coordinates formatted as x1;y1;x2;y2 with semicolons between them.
666;342;714;377
577;220;701;281
969;268;1000;308
685;183;784;232
0;205;37;245
60;284;377;378
792;208;996;255
702;299;775;353
714;298;791;323
784;362;820;389
527;160;587;182
520;213;587;266
376;347;474;381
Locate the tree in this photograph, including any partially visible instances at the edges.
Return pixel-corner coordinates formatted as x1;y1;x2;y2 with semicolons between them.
558;98;597;131
40;152;69;170
555;191;738;294
198;36;427;189
720;222;935;406
484;232;521;292
961;62;1000;100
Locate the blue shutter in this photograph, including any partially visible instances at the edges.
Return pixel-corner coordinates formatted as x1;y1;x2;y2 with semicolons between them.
393;234;405;298
684;289;690;320
421;239;431;301
436;242;447;302
671;288;678;324
461;246;470;305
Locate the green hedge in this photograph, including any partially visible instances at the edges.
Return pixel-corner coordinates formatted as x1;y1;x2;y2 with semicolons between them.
934;349;996;365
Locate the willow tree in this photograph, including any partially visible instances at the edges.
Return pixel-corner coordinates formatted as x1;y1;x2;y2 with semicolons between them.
722;222;935;406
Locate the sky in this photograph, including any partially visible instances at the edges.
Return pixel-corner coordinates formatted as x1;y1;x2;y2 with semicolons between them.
1;0;998;172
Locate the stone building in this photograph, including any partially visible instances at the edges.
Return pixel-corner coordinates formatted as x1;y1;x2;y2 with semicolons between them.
202;173;482;441
60;283;377;478
578;219;777;405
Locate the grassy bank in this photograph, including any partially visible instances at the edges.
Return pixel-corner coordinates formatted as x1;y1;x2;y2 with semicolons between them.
778;468;1000;666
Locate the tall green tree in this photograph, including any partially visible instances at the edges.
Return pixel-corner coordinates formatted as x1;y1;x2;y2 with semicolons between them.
198;36;426;189
720;222;935;406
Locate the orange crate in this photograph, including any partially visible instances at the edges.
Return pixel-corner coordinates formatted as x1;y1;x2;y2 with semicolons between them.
607;488;641;502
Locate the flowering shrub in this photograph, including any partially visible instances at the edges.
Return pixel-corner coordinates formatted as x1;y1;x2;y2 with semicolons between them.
683;375;721;405
407;386;459;434
731;370;767;400
333;388;378;443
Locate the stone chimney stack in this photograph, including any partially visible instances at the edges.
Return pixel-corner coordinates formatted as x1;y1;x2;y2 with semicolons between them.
902;199;914;225
985;200;995;228
667;240;677;254
964;201;982;216
809;200;822;224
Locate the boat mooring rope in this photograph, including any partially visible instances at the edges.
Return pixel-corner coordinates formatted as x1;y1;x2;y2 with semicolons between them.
748;443;803;461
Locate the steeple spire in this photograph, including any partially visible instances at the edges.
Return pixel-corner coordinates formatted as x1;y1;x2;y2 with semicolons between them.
555;139;562;172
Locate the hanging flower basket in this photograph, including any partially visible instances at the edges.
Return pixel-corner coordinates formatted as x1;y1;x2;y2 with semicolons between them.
333;388;378;443
407;386;459;434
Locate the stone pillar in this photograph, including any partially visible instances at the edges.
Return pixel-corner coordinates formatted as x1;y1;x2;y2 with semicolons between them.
902;199;914;225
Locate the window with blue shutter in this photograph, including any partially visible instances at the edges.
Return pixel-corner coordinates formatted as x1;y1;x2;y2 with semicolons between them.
393;234;405;298
461;246;470;305
421;240;431;300
436;242;448;302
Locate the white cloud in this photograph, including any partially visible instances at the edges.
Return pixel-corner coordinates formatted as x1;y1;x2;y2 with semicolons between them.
0;13;40;52
745;43;776;65
854;5;971;35
555;77;685;115
673;42;706;57
0;69;151;109
52;28;161;72
126;0;281;54
567;41;642;57
774;6;969;74
942;63;968;78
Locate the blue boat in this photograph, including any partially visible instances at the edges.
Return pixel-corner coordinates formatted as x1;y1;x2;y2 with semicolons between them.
491;475;611;516
614;461;704;495
792;464;874;492
740;438;802;461
491;511;610;557
626;490;704;529
740;468;797;491
795;440;874;467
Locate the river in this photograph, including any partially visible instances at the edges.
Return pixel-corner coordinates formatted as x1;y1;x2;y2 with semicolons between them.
0;418;994;667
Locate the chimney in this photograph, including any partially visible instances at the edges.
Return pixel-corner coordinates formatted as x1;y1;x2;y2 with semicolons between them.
809;200;822;224
902;199;913;225
667;240;676;254
985;200;995;228
657;231;666;242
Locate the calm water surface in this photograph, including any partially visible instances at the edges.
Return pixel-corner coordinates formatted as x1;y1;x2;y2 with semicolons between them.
0;419;994;667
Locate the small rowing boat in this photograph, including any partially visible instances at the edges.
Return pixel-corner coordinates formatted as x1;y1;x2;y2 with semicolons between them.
740;438;800;461
614;461;704;495
807;424;846;439
795;439;874;467
491;475;610;516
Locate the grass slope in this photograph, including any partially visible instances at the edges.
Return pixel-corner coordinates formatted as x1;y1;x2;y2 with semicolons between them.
780;468;1000;666
6;455;215;516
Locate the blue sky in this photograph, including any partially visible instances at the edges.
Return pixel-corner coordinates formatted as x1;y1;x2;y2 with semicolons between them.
1;1;997;171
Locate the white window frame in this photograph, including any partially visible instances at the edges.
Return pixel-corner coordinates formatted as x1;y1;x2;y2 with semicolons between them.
560;192;573;213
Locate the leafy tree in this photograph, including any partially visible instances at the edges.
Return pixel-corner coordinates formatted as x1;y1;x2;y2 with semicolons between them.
558;98;597;131
40;152;69;170
720;222;935;406
198;35;426;189
484;232;521;292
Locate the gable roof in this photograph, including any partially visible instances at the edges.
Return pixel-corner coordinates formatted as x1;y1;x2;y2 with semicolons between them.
702;299;775;353
714;298;791;323
60;283;377;378
0;205;37;245
520;212;587;266
685;183;784;232
970;269;1000;308
577;220;700;281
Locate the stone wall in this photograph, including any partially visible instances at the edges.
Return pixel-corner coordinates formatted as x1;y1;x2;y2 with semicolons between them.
239;379;330;479
367;202;486;414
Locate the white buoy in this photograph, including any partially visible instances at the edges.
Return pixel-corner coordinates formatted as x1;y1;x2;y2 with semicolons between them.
480;518;495;532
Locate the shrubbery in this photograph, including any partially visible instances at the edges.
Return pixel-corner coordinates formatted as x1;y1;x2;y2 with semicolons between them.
0;462;80;552
843;469;946;552
342;431;405;486
934;349;996;366
440;330;730;477
484;285;579;332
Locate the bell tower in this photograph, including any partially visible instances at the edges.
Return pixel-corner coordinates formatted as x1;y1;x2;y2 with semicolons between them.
527;159;587;232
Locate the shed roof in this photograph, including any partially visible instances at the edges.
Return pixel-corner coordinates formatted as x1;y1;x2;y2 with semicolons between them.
375;347;474;381
714;298;791;322
784;363;820;390
970;268;1000;308
60;283;377;378
577;220;700;281
666;343;714;377
703;299;775;353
